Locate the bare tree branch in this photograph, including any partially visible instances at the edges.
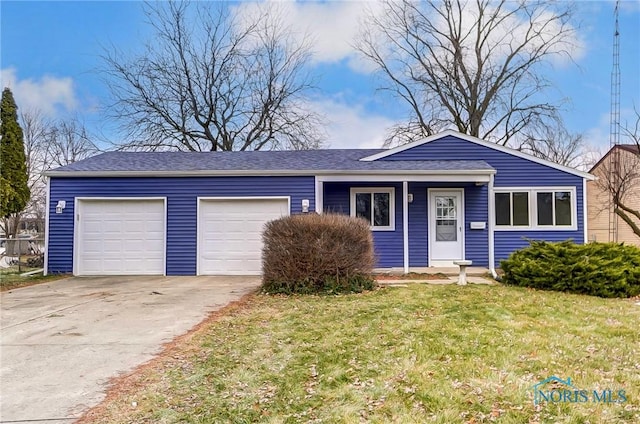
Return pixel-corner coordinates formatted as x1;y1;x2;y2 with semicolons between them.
45;118;99;167
10;111;99;236
102;1;323;151
518;116;585;167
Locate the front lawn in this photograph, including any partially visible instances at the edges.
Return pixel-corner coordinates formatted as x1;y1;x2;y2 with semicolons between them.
81;285;640;423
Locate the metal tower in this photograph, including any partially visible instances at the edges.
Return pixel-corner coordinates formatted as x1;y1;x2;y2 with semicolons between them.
608;0;621;242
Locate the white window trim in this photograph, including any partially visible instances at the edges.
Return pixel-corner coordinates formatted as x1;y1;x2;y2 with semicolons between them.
494;187;577;231
349;187;395;231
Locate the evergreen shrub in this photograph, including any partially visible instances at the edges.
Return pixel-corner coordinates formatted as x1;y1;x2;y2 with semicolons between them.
262;213;376;294
501;240;640;298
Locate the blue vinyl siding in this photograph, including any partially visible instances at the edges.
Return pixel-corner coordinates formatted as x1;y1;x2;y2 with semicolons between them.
407;183;488;267
324;182;489;268
324;182;403;267
378;135;580;186
407;184;428;267
463;184;489;266
48;176;315;275
382;135;585;262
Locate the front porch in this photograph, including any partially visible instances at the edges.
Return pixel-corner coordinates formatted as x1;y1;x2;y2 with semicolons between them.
316;171;498;273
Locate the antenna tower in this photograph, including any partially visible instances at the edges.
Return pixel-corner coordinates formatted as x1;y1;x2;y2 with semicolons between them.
608;0;621;242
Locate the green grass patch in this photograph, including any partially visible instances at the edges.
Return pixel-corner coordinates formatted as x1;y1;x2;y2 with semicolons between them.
86;285;640;423
0;269;68;291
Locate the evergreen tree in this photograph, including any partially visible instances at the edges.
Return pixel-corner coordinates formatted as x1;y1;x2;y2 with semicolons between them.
0;88;30;227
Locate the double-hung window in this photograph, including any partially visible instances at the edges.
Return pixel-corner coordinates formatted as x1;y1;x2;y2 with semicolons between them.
494;188;575;230
350;188;395;230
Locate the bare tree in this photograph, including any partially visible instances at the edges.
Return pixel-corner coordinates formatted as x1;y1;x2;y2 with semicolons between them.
102;1;322;152
357;0;579;146
599;112;640;238
3;111;98;237
45;119;98;167
18;109;50;233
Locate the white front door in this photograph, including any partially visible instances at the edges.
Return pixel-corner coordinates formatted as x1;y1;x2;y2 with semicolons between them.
429;190;464;266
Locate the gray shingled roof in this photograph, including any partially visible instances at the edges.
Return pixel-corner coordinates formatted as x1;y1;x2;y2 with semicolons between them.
46;149;496;176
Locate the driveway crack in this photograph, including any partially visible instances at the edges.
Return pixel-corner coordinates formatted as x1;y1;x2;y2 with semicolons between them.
1;296;109;330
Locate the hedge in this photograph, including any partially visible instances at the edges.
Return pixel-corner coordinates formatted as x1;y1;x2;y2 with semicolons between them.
501;240;640;298
261;213;376;294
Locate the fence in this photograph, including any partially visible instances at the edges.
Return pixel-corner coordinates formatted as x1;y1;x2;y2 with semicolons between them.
0;236;45;273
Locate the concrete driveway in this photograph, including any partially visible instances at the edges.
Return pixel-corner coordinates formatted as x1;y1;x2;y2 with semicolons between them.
0;276;260;423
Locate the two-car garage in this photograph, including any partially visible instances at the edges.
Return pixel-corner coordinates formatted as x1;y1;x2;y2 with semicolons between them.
74;197;289;276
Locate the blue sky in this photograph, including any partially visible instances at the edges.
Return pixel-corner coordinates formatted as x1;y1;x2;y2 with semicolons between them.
1;1;639;152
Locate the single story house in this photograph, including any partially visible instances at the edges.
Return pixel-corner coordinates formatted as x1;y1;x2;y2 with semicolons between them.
587;144;640;245
44;130;595;277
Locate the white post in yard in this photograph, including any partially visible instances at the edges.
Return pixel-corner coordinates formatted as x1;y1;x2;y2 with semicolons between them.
488;173;497;278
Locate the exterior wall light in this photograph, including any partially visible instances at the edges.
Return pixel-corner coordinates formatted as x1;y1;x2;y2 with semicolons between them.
56;200;66;214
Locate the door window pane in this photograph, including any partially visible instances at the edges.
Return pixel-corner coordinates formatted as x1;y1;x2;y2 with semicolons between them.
537;192;553;225
436;219;457;241
436;196;456;219
512;192;529;226
435;195;457;241
373;192;390;227
555;191;572;225
355;193;371;223
495;193;511;225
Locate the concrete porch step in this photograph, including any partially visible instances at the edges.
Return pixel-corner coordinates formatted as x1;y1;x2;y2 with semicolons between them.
376;276;494;286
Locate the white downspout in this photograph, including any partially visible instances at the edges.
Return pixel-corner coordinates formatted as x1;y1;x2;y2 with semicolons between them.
43;176;50;276
315;177;323;214
488;173;497;278
403;181;409;274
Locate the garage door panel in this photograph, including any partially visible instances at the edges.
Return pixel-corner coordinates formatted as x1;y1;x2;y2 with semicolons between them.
77;199;165;275
198;198;289;275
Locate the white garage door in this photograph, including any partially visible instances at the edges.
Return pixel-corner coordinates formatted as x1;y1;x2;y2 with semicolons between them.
198;198;289;275
76;199;165;275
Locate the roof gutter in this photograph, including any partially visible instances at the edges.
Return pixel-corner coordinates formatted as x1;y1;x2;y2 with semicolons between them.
44;168;497;178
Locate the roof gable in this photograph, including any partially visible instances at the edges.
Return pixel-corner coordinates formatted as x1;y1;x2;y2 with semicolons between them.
589;144;640;172
360;129;595;180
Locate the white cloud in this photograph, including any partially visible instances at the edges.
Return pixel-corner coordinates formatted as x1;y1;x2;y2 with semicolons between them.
235;1;585;75
0;68;78;116
233;1;380;73
310;97;397;149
